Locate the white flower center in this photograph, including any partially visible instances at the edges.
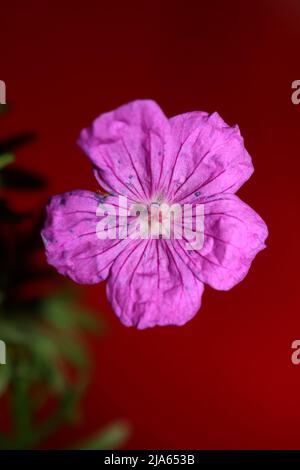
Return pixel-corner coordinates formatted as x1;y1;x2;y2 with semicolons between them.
130;197;181;239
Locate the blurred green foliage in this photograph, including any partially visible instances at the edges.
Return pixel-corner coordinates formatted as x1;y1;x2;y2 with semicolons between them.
0;104;130;449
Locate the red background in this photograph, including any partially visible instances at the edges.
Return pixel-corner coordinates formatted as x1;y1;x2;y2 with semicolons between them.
1;0;300;449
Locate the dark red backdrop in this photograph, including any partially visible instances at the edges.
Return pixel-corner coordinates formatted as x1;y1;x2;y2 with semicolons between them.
1;0;300;449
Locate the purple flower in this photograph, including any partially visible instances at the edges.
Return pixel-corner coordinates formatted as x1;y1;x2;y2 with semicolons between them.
42;100;268;329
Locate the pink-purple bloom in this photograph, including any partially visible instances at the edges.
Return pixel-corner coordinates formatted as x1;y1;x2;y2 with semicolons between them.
42;100;268;329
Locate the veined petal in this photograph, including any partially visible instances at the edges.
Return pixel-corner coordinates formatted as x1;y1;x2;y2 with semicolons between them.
166;111;254;202
107;239;204;329
41;190;132;284
175;194;268;290
78;100;172;201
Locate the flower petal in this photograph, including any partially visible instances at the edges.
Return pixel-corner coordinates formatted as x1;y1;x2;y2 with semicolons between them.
41;190;131;284
106;239;204;329
166;111;254;202
78;100;172;201
175;194;268;290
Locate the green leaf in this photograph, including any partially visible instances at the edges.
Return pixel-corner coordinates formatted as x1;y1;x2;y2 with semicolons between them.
42;293;100;333
31;358;67;394
0;153;14;170
29;332;60;359
0;320;30;344
57;336;88;368
74;422;131;450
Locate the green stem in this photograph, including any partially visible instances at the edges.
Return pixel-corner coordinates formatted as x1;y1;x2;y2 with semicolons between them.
11;358;34;449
